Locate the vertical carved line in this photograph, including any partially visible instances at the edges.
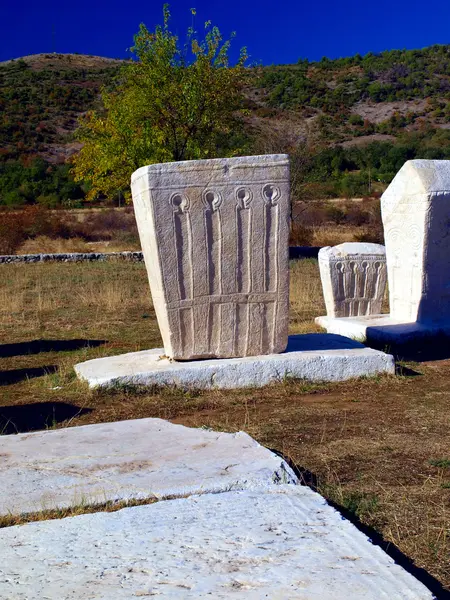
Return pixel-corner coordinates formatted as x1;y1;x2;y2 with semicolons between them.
217;210;223;295
203;190;223;296
178;308;184;356
345;262;356;299
263;205;270;291
262;184;280;292
354;262;364;315
218;302;223;354
245;303;251;355
247;208;252;294
272;203;280;349
364;261;373;299
273;204;279;292
173;213;185;300
336;262;345;301
235;188;253;294
171;193;191;301
207;303;214;354
232;302;237;355
236;205;243;293
186;212;194;301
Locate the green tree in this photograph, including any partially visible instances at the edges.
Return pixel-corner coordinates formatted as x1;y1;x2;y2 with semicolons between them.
72;5;248;200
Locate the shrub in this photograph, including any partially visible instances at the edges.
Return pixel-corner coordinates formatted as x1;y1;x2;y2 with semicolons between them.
37;193;60;208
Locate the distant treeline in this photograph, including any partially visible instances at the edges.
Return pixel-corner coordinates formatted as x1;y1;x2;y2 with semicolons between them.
297;129;450;199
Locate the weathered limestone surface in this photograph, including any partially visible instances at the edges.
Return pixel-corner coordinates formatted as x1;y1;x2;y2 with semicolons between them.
74;334;395;389
131;155;290;360
0;486;433;599
382;159;450;324
318;243;387;318
0;418;295;517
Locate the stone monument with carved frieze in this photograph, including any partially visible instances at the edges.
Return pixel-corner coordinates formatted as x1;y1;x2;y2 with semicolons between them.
318;243;387;318
131;155;290;360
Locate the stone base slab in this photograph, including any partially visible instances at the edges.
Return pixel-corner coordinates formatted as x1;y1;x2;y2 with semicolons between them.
74;334;395;390
0;486;433;599
316;314;450;345
0;418;295;517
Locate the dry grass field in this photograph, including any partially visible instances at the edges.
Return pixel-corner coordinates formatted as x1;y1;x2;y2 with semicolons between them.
0;259;448;594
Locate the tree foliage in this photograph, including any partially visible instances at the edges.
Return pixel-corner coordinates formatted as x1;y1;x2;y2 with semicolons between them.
72;5;248;200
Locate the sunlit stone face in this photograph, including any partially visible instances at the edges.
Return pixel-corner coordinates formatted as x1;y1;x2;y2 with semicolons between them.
382;159;450;324
131;155;290;360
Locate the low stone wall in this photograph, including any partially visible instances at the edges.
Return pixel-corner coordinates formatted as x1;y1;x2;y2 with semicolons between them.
0;251;144;264
0;247;321;265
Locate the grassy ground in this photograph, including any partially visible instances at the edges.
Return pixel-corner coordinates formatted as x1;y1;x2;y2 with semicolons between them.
0;259;448;591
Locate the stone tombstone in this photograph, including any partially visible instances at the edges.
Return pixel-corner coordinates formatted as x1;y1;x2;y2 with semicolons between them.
382;160;450;324
318;243;387;318
131;155;290;360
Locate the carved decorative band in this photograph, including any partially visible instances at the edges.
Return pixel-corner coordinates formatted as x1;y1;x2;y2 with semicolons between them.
135;179;289;193
168;292;279;309
321;255;386;262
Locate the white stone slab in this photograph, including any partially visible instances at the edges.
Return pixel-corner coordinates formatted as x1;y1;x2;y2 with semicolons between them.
316;314;450;344
131;155;290;360
0;486;433;599
318;243;387;318
0;418;295;516
74;334;395;389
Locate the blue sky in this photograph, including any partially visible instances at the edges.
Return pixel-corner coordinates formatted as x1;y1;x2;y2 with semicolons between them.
1;0;450;64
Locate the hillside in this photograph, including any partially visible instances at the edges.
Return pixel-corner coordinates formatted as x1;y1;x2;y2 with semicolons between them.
254;45;450;144
1;47;450;207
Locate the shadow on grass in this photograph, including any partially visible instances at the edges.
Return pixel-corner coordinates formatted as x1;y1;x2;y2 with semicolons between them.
0;365;58;385
368;333;450;363
0;402;92;434
0;339;106;358
271;449;450;600
395;364;422;377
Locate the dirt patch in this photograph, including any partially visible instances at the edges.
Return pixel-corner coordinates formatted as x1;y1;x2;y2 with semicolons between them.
340;134;396;147
353;99;428;123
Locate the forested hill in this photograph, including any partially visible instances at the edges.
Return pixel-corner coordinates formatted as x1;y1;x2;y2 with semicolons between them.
2;46;450;206
254;45;450;142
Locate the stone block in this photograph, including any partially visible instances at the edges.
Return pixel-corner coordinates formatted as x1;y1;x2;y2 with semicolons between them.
318;242;387;318
0;487;434;599
0;418;294;517
131;155;290;360
74;334;395;390
382;159;450;324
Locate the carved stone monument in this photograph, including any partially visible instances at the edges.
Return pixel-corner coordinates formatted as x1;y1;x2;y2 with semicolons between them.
316;160;450;344
318;243;387;318
74;154;395;389
130;155;290;360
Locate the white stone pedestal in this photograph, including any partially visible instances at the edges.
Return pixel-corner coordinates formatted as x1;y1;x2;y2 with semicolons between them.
316;314;450;345
74;334;394;389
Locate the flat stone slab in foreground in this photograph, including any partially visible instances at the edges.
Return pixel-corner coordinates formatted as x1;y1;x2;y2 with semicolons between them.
75;334;394;389
0;486;433;599
0;418;294;516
